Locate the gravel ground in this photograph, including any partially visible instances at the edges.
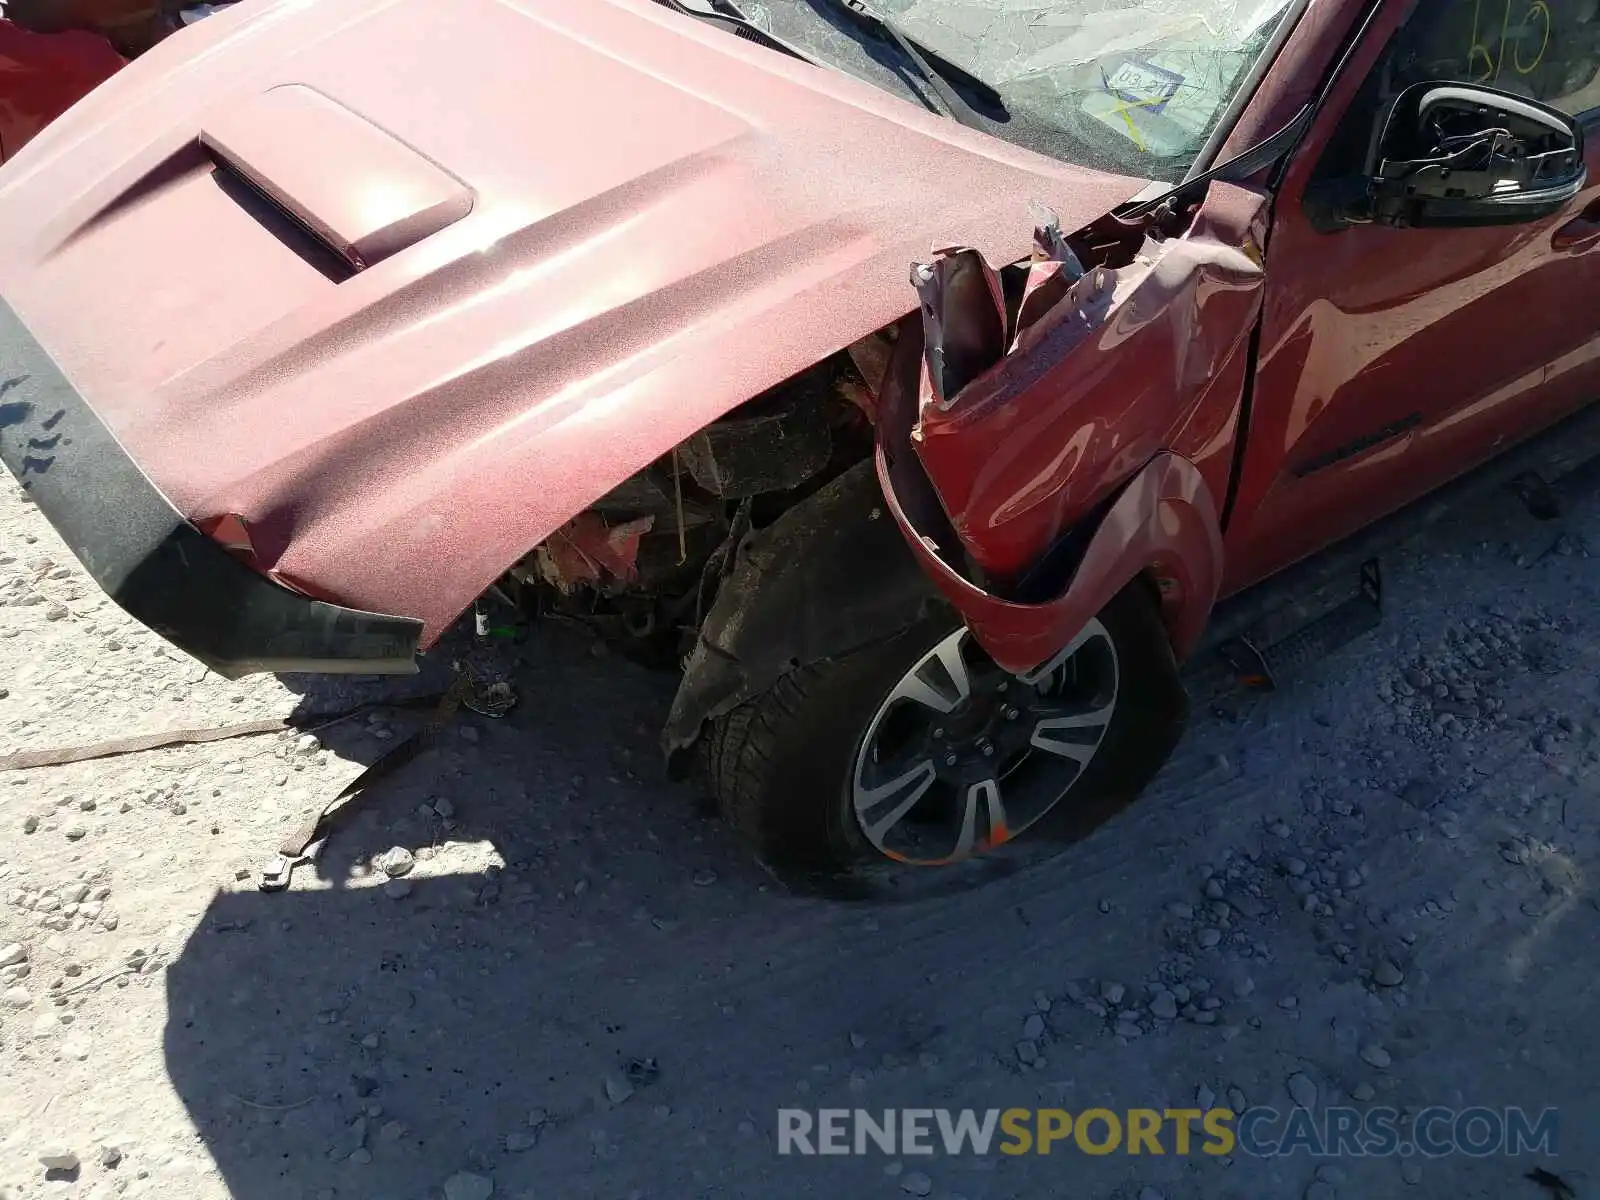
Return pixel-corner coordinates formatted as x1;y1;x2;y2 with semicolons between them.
1;461;1598;1200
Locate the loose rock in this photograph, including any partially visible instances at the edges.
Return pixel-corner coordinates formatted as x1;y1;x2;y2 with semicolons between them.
901;1172;932;1197
0;943;25;968
1373;960;1405;987
374;847;415;878
442;1172;493;1200
1360;1044;1393;1069
604;1073;635;1105
38;1148;79;1172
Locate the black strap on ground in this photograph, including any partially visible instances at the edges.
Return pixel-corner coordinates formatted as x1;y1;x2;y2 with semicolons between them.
258;674;473;892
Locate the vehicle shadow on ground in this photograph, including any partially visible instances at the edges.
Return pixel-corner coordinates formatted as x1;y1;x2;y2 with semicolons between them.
159;623;1205;1199
160;470;1600;1199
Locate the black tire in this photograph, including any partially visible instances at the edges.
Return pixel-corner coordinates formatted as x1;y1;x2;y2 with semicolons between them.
700;578;1188;895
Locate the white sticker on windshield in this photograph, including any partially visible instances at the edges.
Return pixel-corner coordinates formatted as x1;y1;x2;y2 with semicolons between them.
1105;59;1185;113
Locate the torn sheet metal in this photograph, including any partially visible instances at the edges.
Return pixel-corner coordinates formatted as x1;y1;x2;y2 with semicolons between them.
880;186;1269;674
906;190;1266;585
533;512;654;593
910;212;1091;412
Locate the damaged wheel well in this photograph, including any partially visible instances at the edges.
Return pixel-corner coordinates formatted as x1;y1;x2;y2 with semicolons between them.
481;334;896;670
659;457;949;771
480;194;1238;757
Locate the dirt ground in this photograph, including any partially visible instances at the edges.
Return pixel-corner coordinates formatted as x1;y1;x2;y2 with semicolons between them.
1;457;1598;1200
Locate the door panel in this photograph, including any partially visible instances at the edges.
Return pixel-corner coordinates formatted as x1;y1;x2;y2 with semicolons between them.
1221;0;1600;594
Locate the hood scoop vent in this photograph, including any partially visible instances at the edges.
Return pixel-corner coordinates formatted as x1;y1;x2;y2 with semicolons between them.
199;84;473;273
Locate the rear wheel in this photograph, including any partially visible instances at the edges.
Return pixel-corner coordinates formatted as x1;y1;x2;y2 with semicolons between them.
700;578;1187;895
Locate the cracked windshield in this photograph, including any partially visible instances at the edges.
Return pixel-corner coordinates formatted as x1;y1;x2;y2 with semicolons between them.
745;0;1297;179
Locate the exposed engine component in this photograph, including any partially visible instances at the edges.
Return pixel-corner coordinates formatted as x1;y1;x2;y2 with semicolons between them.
502;349;877;663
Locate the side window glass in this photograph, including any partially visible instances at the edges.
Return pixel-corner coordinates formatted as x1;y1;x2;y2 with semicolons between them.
1382;0;1600;116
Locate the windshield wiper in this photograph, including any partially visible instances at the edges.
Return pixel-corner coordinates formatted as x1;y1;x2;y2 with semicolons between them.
655;0;819;66
813;0;997;130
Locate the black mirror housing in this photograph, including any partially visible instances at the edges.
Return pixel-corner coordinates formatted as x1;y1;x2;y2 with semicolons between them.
1368;82;1585;228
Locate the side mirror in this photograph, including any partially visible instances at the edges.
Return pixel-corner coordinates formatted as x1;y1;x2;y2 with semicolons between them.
1307;82;1587;231
1368;82;1585;228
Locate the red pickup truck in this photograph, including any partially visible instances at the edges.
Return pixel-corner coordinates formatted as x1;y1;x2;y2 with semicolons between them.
3;0;1599;893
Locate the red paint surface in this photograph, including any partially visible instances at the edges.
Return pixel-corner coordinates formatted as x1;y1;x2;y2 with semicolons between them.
3;0;1594;677
880;440;1223;674
198;84;476;270
1220;1;1600;595
0;20;122;162
909;184;1267;589
877;257;1228;674
0;0;1142;647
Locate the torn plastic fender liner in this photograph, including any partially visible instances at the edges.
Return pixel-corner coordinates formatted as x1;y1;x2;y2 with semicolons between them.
661;459;945;764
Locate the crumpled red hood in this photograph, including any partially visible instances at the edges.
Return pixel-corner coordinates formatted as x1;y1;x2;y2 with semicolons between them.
0;0;1145;642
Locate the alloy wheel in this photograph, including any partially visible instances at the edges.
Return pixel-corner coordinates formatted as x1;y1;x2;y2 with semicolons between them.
849;621;1119;865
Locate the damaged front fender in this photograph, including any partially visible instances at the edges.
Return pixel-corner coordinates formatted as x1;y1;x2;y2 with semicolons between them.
903;188;1267;590
665;188;1264;754
878;188;1269;673
880;436;1222;675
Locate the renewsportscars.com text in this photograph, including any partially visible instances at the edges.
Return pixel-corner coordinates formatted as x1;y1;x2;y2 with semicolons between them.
777;1106;1558;1159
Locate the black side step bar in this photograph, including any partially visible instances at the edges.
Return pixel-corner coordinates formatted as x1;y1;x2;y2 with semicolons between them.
1187;400;1600;699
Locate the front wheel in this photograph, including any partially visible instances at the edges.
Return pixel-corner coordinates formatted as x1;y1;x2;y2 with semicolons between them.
699;578;1188;895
